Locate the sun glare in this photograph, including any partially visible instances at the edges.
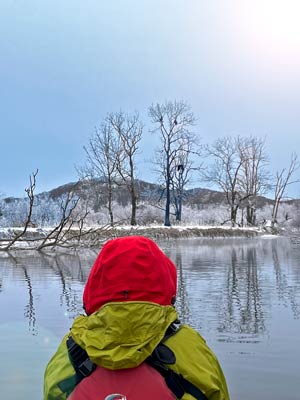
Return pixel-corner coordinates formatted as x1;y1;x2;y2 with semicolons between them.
233;0;300;83
240;0;300;49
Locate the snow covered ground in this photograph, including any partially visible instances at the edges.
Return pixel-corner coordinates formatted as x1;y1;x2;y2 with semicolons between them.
0;223;268;251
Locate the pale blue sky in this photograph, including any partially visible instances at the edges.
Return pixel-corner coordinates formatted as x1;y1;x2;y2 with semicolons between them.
1;0;300;198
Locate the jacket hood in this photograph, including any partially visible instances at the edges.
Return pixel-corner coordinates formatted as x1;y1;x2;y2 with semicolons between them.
83;236;177;315
71;302;178;369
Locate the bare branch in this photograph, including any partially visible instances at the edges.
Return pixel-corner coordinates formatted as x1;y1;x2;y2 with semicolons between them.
149;100;199;225
2;169;38;250
271;152;299;225
107;111;143;225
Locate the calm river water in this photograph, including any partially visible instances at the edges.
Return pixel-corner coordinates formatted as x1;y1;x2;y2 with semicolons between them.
0;236;300;400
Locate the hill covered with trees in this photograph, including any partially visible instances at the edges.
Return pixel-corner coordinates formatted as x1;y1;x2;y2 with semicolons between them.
1;176;299;229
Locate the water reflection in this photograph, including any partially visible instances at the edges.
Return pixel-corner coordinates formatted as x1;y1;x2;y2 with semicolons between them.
22;264;37;334
0;249;97;336
40;252;88;317
271;240;300;319
1;237;300;399
163;236;300;344
174;253;190;324
220;246;265;337
5;252;37;335
0;237;300;341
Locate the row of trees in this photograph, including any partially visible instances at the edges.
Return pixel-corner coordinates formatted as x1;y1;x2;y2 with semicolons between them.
77;101;202;227
0;100;298;232
205;136;299;227
77;102;199;226
77;111;143;226
78;100;299;227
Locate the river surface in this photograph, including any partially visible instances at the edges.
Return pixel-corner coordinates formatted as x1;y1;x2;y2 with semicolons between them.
0;236;300;400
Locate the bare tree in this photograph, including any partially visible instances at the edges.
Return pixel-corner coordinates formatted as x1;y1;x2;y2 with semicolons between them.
205;135;271;227
204;136;250;226
238;136;270;225
108;111;143;226
0;191;4;218
78;123;120;226
0;172;100;250
36;190;89;249
171;138;201;221
1;169;38;250
149;100;196;226
271;153;299;226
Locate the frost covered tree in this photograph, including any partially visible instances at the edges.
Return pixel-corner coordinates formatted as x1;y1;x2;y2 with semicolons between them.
171;138;201;222
108;111;143;226
79;111;143;226
78;123;120;226
204;136;269;226
271;153;299;226
149;100;196;226
204;136;245;226
238;136;270;225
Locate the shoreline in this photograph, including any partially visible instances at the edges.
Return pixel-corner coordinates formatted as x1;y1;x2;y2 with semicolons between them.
0;224;265;247
2;224;297;252
97;225;264;240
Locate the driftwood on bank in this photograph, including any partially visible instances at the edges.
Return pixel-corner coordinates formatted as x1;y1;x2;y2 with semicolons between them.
0;170;115;251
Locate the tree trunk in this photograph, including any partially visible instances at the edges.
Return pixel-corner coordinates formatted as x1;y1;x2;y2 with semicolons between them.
130;187;137;226
271;199;280;226
246;205;256;226
107;180;114;226
165;176;171;226
175;191;182;222
231;206;237;227
129;159;137;226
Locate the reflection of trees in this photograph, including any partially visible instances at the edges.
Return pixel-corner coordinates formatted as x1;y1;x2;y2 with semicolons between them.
163;238;300;341
219;246;265;336
272;241;300;319
246;248;264;334
21;265;37;335
7;253;37;335
0;250;96;335
39;251;88;318
174;253;190;324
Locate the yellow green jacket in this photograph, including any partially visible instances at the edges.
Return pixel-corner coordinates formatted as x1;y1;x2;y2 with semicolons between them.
44;302;230;400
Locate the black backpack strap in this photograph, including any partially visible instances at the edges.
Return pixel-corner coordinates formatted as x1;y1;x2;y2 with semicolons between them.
57;336;96;396
146;333;208;400
66;335;96;382
179;376;208;400
146;354;208;400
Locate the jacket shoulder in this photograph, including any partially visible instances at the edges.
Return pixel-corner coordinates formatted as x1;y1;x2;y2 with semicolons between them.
44;333;76;400
165;325;230;400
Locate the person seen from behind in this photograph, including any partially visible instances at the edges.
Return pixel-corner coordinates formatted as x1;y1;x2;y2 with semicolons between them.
44;235;230;399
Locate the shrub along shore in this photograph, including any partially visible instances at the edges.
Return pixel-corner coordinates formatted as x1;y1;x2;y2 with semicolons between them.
99;225;263;240
0;225;272;251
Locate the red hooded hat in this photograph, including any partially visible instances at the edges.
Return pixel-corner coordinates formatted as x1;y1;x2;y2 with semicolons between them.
83;236;177;315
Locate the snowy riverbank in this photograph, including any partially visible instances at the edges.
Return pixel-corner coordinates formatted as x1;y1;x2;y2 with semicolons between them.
0;224;268;250
94;224;264;239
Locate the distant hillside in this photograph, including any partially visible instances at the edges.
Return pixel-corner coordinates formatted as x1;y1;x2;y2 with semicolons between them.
5;178;298;210
2;178;300;229
185;187;278;208
44;179;161;210
36;178;277;210
43;179;232;208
